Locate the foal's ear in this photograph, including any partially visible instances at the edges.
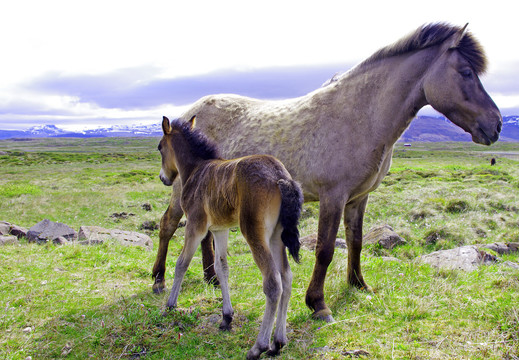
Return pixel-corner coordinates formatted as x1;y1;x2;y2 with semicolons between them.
188;115;196;130
162;116;172;135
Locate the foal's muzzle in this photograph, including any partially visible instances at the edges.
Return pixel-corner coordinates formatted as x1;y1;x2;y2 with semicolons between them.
159;168;173;186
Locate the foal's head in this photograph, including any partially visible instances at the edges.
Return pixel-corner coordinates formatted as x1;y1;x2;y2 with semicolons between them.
158;116;219;186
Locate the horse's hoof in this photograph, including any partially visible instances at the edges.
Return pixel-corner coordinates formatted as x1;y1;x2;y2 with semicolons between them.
312;309;335;323
161;306;176;317
152;279;166;294
218;314;233;331
204;274;220;286
265;340;286;356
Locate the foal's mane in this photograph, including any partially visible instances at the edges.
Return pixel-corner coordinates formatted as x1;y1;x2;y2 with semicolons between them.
170;118;220;160
359;22;488;75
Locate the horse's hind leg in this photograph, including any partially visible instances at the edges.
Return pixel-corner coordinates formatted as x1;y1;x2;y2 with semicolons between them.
211;230;233;330
152;185;184;294
266;224;292;357
344;195;370;290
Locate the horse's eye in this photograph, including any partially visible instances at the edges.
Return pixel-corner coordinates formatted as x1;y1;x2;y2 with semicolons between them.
460;69;472;79
158;144;162;151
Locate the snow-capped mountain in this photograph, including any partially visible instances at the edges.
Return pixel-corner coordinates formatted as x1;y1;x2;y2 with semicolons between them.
1;116;519;141
0;123;162;139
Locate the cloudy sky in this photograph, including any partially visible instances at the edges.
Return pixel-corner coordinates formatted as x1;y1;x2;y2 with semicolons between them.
1;0;518;130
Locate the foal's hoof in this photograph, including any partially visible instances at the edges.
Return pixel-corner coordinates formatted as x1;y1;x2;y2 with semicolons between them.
312;308;335;323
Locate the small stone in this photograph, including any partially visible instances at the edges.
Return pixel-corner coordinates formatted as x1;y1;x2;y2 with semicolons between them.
22;327;32;333
52;236;69;245
0;235;19;245
364;224;406;249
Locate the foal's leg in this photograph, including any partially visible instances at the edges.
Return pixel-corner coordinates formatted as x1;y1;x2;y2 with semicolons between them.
166;224;207;309
152;180;217;294
344;195;370;290
211;229;234;330
305;192;346;322
266;224;292;357
241;221;282;360
152;181;183;294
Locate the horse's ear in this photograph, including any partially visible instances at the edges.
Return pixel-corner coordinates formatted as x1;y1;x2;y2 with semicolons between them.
445;23;468;50
188;115;196;130
162;116;171;135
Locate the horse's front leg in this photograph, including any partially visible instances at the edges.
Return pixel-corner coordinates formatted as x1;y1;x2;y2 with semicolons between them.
200;232;217;285
344;195;370;290
305;192;346;322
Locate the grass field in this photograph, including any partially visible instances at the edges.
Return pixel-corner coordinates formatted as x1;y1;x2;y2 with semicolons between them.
1;138;518;359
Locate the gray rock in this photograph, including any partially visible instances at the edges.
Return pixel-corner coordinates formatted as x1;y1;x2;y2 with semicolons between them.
10;225;28;239
52;236;70;245
481;242;519;255
0;235;19;245
0;222;28;239
501;261;519;270
417;245;497;272
27;219;77;244
78;226;153;250
363;224;406;249
0;221;11;235
380;256;402;262
300;233;346;251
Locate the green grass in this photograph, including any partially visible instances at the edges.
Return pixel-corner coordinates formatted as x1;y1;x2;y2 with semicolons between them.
0;138;518;359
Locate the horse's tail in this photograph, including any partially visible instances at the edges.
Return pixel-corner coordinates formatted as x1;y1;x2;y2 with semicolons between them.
277;178;303;263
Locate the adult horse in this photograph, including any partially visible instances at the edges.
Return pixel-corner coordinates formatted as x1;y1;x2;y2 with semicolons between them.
153;23;502;321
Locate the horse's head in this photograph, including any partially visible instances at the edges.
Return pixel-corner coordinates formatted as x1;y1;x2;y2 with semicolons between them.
423;25;502;145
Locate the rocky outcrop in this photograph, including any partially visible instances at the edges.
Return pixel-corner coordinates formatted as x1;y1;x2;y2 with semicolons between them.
78;226;153;250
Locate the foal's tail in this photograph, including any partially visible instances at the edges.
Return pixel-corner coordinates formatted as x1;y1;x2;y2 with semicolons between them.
277;178;304;263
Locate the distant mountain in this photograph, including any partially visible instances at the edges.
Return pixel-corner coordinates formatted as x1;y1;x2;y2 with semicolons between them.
0;123;162;140
400;115;519;142
1;116;518;141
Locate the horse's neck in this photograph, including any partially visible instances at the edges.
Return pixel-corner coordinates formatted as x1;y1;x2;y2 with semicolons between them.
333;48;435;145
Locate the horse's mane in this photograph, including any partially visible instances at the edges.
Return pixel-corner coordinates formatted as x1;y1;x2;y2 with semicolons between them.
359;22;488;75
170;118;220;160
